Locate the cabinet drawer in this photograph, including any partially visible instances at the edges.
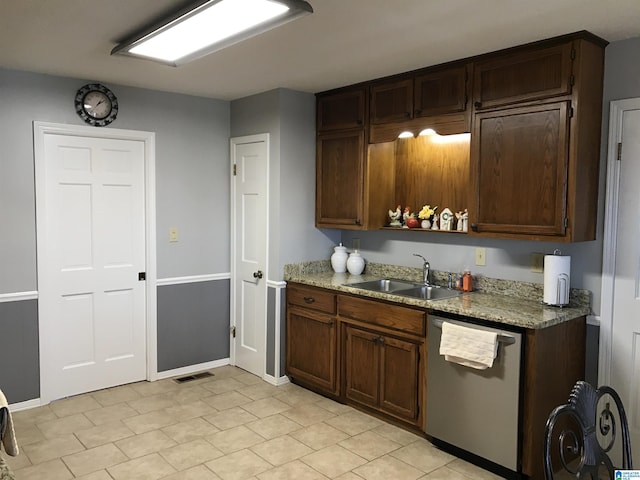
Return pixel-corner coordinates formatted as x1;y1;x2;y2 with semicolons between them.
338;296;426;335
287;284;336;314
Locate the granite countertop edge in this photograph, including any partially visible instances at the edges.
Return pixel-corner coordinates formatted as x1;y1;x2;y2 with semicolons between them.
284;263;591;330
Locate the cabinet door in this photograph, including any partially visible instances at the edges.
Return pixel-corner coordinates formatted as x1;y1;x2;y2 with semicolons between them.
343;325;380;408
286;306;338;395
316;130;365;228
473;42;573;110
370;78;413;124
379;336;420;423
471;101;570;237
414;65;467;117
317;89;366;131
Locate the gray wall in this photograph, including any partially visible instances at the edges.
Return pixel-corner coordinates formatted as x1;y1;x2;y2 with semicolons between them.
0;68;231;400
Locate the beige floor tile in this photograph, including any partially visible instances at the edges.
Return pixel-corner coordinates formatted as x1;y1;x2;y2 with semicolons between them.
13;458;73;480
206;449;272;480
325;410;384;436
9;421;46;446
257;459;329;480
207;425;266;454
418;465;472;480
165;384;213;404
204;391;253;411
246;414;302;440
162;417;221;443
237;383;281;400
281;403;336;427
312;398;354;416
339;431;402;461
161;464;222;480
74;470;115;480
202;377;247;395
290;422;351;451
235;372;267;386
301;445;368;478
12;405;57;425
75;420;135;448
164;399;216;421
204;406;259;430
130;379;181;397
242;397;291;418
84;402;139;425
116;429;177;459
128;392;177;414
62;443;129;477
107;452;177;480
251;435;313;466
122;409;178;434
371;423;423;446
49;394;104;418
91;384;142;406
21;433;85;465
203;365;243;379
334;473;363;480
273;386;324;407
389;441;455;473
352;455;424;480
37;412;94;439
3;450;32;470
159;438;224;470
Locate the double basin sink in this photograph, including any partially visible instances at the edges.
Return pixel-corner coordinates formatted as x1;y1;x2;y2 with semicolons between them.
345;278;462;301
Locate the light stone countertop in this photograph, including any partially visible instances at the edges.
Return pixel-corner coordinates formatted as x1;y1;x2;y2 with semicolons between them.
284;261;592;330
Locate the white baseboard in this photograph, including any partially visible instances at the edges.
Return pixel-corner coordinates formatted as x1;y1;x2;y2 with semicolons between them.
0;291;38;303
8;398;42;412
157;273;230;287
264;374;290;386
155;358;230;380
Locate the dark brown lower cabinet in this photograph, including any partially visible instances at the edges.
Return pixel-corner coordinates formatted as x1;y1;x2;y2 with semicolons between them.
286;305;338;397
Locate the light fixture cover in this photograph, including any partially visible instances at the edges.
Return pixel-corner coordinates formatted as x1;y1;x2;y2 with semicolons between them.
112;0;313;66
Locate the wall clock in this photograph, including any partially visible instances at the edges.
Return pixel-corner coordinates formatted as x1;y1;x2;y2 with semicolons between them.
75;83;118;127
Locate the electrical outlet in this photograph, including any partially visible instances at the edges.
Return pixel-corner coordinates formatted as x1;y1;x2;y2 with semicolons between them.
352;238;360;251
169;227;179;242
531;252;544;272
475;247;486;266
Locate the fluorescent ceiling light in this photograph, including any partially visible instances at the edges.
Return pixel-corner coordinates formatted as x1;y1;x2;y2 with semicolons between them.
112;0;313;66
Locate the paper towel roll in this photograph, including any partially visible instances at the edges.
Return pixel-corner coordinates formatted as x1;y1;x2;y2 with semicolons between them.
544;254;571;306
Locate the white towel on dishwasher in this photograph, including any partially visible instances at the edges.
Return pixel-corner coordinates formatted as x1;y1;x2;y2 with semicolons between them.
0;389;18;456
439;322;499;370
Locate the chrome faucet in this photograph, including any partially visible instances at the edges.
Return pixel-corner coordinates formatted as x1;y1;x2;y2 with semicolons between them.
413;253;431;285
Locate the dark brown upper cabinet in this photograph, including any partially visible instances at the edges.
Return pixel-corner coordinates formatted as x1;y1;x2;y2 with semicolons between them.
317;87;366;131
414;64;468;117
370;78;414;124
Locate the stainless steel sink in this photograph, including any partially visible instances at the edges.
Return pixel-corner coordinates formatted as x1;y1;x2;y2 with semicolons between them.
345;278;418;293
393;285;462;300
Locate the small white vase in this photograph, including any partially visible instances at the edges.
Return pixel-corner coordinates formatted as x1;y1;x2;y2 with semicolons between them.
331;244;348;273
347;251;365;275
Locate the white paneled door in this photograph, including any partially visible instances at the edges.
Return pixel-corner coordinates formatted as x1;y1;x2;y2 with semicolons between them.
36;129;147;403
231;135;268;378
603;100;640;454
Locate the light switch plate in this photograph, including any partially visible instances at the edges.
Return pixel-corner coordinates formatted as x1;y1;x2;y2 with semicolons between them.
531;252;544;272
475;247;486;266
169;227;179;242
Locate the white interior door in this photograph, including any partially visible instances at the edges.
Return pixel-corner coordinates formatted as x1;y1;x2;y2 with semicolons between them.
37;130;147;402
231;135;268;377
602;101;640;454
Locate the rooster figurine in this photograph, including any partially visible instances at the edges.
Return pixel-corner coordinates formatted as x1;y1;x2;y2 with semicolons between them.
388;205;402;226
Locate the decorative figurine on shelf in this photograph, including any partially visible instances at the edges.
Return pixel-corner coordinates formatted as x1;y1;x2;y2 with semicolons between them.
431;213;439;230
418;205;437;229
406;214;420;228
440;207;454;230
402;206;412;228
456;209;469;232
388;205;402;227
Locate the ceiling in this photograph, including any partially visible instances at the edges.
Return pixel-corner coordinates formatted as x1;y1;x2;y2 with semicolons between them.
2;0;640;101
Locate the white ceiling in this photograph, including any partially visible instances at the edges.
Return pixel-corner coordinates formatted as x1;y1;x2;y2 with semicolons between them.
2;0;640;101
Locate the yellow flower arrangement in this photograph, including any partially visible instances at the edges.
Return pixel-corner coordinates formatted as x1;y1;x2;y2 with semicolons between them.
418;205;437;219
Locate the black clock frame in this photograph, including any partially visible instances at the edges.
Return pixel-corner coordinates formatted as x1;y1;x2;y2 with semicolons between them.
75;83;119;127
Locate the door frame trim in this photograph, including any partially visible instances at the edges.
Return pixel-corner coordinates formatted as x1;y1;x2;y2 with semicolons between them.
599;98;640;386
33;121;158;404
229;133;270;377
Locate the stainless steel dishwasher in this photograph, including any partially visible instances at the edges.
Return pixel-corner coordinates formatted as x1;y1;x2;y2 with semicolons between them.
426;314;523;477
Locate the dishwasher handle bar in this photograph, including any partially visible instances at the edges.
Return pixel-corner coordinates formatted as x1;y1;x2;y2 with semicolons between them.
431;318;516;345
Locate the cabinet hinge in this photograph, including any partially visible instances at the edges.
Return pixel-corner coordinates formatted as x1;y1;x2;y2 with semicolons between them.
564;217;568;228
570;48;576;60
617;142;623;161
569;107;574;118
233;164;237;176
569;74;575;87
230;326;236;338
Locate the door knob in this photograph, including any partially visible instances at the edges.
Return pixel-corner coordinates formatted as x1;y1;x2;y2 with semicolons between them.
253;270;263;279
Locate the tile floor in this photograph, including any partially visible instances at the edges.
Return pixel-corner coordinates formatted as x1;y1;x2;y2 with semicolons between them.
3;366;501;480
